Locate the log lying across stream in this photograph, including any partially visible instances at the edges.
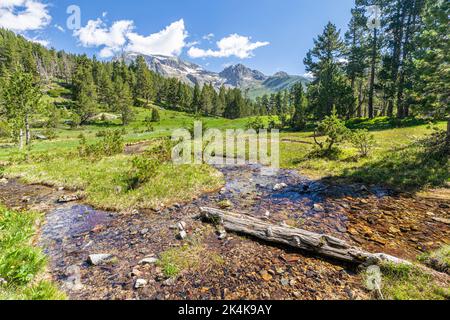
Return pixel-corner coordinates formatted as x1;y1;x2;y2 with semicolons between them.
199;207;410;266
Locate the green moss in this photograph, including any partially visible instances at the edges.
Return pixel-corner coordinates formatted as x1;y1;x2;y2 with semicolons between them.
373;263;450;300
418;245;450;274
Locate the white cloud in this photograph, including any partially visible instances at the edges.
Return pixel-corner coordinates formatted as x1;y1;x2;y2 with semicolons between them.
74;18;134;57
0;0;51;32
202;33;214;41
126;19;187;56
73;18;188;58
188;34;269;59
27;36;49;47
186;40;199;48
303;71;315;80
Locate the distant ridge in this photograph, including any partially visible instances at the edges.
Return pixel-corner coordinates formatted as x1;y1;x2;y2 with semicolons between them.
119;52;310;99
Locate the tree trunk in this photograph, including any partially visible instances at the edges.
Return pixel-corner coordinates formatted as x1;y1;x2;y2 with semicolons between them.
18;128;24;150
387;1;406;118
199;207;410;266
25;113;31;145
368;28;377;119
357;81;363;118
447;118;450;143
397;11;414;119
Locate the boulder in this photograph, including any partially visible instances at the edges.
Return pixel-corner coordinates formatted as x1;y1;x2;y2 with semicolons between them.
134;279;148;289
273;183;288;191
178;230;187;240
313;204;325;212
88;254;113;266
57;194;80;203
139;257;158;265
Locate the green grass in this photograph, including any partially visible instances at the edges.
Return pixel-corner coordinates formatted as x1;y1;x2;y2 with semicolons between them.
157;238;224;278
1;106;447;197
279;121;449;190
418;245;450;274
0;205;65;300
373;262;449;300
5;154;224;211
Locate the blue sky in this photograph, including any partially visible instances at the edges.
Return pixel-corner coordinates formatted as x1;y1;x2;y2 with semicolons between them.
1;0;355;76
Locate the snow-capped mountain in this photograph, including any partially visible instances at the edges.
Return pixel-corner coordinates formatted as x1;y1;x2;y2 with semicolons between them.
121;52;226;89
120;52;310;98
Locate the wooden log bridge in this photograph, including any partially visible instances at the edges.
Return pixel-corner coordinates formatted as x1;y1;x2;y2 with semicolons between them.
199;207;410;266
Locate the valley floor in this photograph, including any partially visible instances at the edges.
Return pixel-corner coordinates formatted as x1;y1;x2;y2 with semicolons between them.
0;109;449;300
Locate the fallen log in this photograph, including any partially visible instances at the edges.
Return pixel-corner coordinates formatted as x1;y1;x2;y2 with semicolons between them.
199;207;410;266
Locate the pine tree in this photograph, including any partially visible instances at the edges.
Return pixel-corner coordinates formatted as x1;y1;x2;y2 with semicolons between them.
112;76;134;125
134;56;154;107
290;83;307;130
412;0;449;139
191;84;201;114
97;67;113;109
1;68;42;148
72;56;98;124
304;22;355;119
200;83;214;115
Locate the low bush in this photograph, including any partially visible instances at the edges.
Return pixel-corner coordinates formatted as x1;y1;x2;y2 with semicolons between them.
125;156;161;190
312;110;350;158
350;129;376;158
246;117;266;131
78;130;124;158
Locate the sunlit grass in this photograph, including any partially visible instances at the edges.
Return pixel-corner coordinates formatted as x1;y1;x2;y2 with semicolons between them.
0;205;65;300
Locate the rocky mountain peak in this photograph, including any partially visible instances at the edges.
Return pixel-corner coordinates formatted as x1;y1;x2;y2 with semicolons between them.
120;52;309;98
219;64;267;87
273;71;289;78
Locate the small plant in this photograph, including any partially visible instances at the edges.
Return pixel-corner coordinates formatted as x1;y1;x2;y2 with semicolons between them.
78;130;124;158
313;110;350;157
350;129;376;158
267;116;281;130
418;245;450;274
125;156;160;190
150;108;160;122
0;120;12;139
143;116;155;132
420;129;449;161
68;113;81;129
41;128;57;140
0;205;65;300
246;116;266;131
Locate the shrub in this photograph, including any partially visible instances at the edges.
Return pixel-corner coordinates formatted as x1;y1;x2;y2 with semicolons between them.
124;139;175;190
420;129;449;161
41;128;57;140
67;113;81;129
350;129;376;157
151;108;160;122
45;106;61;129
313;110;350;157
125;156;160;190
267;116;282;130
143;116;155;132
246;117;266;131
78;130;124;158
0;120;11;139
